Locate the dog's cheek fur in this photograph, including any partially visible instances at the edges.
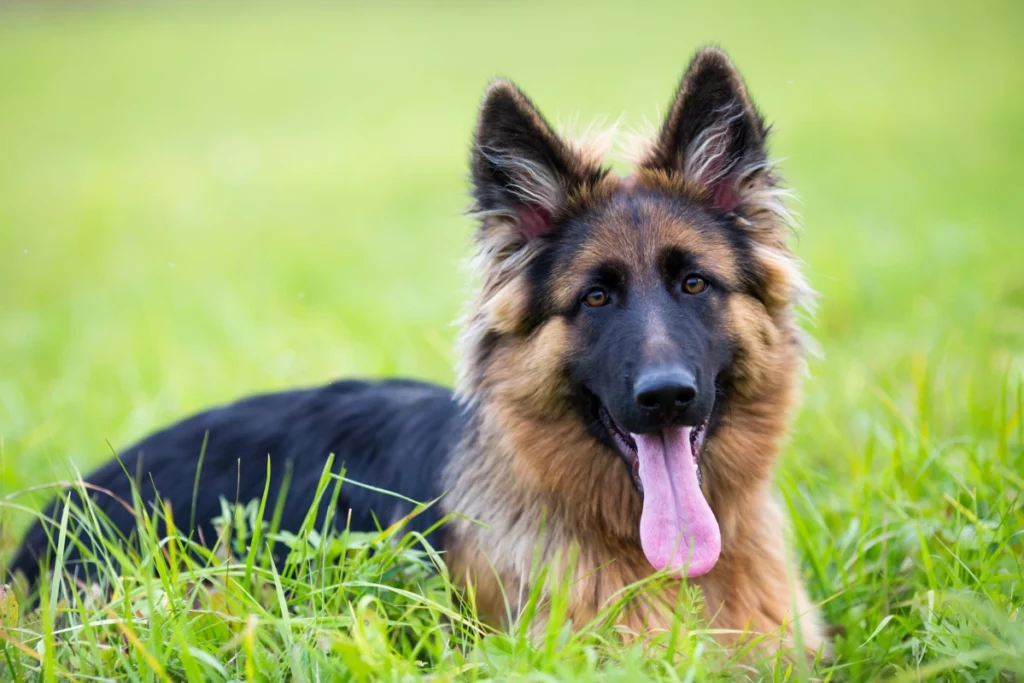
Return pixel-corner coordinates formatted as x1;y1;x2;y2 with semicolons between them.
724;293;781;397
482;317;574;417
703;293;797;500
480;319;635;514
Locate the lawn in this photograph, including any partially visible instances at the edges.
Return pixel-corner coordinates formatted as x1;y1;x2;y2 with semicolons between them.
1;0;1022;680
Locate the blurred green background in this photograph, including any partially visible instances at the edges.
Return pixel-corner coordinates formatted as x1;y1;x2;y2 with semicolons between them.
1;0;1022;616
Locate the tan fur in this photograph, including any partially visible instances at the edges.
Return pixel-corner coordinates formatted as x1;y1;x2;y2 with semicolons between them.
445;47;828;664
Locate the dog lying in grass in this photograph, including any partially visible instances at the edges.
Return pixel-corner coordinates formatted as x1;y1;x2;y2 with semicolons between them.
12;46;827;659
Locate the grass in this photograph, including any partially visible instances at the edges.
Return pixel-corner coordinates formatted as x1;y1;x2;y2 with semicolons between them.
0;0;1022;679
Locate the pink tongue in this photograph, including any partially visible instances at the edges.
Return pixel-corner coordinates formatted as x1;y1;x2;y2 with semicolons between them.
632;428;721;577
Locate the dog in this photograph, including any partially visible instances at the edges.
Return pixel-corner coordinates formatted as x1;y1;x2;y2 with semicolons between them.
11;47;827;657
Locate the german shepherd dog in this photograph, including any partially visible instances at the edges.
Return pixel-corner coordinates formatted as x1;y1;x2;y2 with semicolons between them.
12;47;827;657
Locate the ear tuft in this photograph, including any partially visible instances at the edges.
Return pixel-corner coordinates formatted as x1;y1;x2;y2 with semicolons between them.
472;80;603;239
642;47;770;214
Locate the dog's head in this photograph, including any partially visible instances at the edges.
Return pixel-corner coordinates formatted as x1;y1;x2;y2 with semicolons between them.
458;48;811;578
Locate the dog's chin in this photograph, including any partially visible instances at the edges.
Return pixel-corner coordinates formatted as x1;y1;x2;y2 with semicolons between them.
590;398;720;577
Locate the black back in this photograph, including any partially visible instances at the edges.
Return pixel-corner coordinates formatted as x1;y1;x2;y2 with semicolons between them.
9;379;464;586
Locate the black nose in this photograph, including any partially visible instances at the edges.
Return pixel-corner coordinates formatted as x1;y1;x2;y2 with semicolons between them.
634;368;698;415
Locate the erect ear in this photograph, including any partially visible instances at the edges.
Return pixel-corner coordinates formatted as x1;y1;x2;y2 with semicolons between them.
472;81;604;238
641;47;769;214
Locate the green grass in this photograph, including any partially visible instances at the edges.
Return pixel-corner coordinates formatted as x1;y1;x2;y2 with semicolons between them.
1;0;1022;679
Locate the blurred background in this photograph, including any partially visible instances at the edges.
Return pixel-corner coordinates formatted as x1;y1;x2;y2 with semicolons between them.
1;0;1021;561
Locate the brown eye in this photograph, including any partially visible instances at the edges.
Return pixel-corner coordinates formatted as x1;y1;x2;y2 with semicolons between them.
682;275;708;295
584;287;610;307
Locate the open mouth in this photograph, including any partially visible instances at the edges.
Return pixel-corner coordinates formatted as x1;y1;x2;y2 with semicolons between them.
598;405;707;494
595;402;720;578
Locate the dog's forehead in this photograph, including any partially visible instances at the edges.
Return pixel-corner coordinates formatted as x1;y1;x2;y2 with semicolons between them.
559;181;741;283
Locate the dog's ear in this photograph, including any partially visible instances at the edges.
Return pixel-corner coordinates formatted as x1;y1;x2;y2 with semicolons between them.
472;81;603;238
641;48;769;213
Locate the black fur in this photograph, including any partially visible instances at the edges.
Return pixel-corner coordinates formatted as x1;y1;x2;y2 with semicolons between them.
10;379;463;586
